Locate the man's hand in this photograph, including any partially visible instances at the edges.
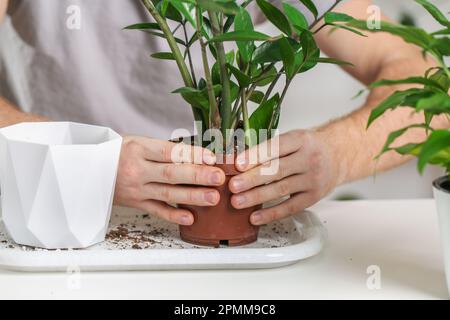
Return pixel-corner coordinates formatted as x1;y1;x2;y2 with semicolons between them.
114;136;226;226
229;130;341;226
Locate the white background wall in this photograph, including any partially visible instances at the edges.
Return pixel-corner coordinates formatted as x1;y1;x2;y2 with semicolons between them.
274;0;449;200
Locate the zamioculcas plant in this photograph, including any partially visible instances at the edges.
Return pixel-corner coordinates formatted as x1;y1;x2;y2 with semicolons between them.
347;0;450;294
126;0;359;246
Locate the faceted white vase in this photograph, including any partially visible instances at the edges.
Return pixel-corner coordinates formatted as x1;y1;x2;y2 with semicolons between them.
433;176;450;297
0;122;122;249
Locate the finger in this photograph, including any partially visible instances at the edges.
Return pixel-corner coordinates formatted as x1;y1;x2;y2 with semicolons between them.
236;131;304;172
249;192;317;226
229;153;309;193
140;138;216;165
138;199;194;225
231;174;309;209
150;163;226;186
144;183;220;206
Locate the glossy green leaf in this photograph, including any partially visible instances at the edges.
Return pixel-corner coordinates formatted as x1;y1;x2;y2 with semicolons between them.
234;7;255;63
253;38;301;64
416;93;450;113
209;30;271;42
298;0;318;19
415;0;450;28
227;63;252;87
123;23;161;31
324;12;355;24
173;85;222;110
151;52;176;60
249;91;265;104
370;76;448;92
282;3;308;34
279;38;296;78
418;130;450;173
249;94;280;141
256;0;292;35
367;88;425;127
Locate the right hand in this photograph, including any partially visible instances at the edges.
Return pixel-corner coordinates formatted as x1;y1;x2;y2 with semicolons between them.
114;136;226;226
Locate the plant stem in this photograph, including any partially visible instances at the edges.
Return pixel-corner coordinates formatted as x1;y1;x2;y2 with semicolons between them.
241;90;252;146
208;10;233;140
196;7;220;129
182;23;197;87
141;0;203;125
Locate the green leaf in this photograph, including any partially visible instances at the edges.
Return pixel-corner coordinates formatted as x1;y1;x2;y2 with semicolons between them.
197;0;240;15
370;76;448;92
348;20;434;51
173;85;222;110
324;12;355;24
377;124;430;158
329;24;367;37
279;37;296;78
143;30;186;46
249;94;280;142
415;0;450;28
209;30;271;42
249;91;265;104
418;130;450;173
295;31;320;73
429;69;450;92
298;0;318;19
416;93;450;113
154;0;183;22
151;52;175;60
432;28;450;36
431;38;450;56
123;23;161;31
161;0;170;16
256;0;292;36
227;63;252;87
253;65;278;86
314;57;354;67
234;7;255;63
367;88;425;127
253;38;301;64
282;2;308;34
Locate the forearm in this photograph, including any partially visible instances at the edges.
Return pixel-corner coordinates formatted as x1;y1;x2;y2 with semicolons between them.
317;57;449;186
0;96;48;128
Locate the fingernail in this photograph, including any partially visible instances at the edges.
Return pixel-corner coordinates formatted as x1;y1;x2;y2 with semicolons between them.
234;195;246;207
205;191;218;205
251;211;263;225
204;153;216;165
210;171;223;185
231;178;244;192
236;157;246;169
179;214;193;226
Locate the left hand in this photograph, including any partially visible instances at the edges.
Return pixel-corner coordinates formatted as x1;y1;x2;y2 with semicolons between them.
229;129;341;226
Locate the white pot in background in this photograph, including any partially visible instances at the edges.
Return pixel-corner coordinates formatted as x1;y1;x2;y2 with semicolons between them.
433;176;450;296
0;122;122;249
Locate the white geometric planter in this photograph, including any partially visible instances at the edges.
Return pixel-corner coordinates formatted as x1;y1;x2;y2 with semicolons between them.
433;176;450;297
0;122;122;249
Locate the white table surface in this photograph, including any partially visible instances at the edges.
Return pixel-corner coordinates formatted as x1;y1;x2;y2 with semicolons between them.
0;199;448;300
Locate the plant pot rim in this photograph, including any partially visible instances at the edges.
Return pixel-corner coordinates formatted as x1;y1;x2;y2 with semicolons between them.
433;176;450;194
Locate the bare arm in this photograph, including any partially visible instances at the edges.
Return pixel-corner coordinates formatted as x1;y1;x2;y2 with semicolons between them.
0;0;47;126
231;0;449;226
0;0;7;23
315;0;449;184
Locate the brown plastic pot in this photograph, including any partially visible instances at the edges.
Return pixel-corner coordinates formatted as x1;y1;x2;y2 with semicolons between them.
179;154;260;247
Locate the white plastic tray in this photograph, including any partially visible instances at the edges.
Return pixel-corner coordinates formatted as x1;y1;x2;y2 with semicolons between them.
0;206;326;272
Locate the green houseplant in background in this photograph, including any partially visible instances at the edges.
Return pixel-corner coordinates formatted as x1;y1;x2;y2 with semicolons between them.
126;0;359;247
349;0;450;295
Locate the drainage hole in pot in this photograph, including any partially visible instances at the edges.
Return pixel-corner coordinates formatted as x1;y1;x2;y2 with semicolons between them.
219;240;229;247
